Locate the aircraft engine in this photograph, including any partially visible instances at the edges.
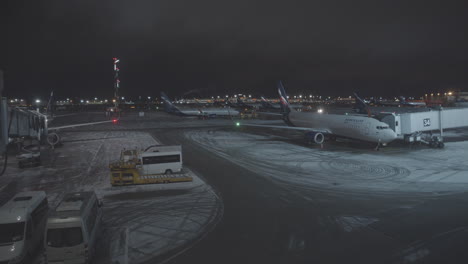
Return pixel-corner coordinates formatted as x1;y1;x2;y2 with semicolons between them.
47;132;61;147
305;132;325;144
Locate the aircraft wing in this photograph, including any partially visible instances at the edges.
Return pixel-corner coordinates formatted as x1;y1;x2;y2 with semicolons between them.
241;123;331;134
52;113;79;118
48;120;115;131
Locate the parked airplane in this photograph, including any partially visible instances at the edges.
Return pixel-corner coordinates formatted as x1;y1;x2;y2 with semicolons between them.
161;92;239;117
369;96;426;107
399;96;426;107
260;96;281;110
243;82;397;148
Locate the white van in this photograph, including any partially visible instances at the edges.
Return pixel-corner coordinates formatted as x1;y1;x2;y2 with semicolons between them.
0;191;49;263
139;145;183;175
45;191;102;264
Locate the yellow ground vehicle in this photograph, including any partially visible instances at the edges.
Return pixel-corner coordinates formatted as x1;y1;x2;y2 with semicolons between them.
109;145;192;186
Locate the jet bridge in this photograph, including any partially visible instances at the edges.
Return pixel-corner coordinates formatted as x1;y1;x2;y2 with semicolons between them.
380;107;468;146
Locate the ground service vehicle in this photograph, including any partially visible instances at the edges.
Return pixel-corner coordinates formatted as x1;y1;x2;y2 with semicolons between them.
0;191;49;264
109;145;192;186
45;192;102;264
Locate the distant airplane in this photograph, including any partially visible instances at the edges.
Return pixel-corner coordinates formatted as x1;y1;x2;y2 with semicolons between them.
161;92;239;117
398;96;426;107
369;96;426;107
260;96;281;110
242;82;397;148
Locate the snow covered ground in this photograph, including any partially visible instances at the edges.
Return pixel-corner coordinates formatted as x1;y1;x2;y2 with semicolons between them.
0;130;221;264
185;129;468;196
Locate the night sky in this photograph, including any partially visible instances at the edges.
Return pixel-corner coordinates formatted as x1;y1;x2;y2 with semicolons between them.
1;0;467;99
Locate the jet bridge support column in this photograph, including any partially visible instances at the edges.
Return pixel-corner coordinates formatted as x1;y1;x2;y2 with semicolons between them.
0;70;7;155
439;107;444;141
0;98;7;155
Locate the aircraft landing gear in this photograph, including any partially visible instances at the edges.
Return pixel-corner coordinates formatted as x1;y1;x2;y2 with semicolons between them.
374;140;381;151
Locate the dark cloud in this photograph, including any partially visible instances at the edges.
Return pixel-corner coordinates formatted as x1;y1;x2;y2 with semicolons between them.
1;0;467;99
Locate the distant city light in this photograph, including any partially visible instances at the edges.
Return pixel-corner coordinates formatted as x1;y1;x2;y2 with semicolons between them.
148;96;151;100
35;99;41;103
448;92;453;96
80;100;84;103
317;108;324;113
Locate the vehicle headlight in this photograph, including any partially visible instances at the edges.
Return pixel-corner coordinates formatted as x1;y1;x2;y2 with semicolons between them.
9;246;25;264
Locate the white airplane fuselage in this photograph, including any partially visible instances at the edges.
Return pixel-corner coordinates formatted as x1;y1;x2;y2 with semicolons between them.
202;108;239;116
288;111;397;144
178;108;239;117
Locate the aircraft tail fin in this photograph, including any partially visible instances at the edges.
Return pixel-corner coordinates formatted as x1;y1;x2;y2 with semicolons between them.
160;92;182;114
277;81;290;113
261;96;276;109
260;96;270;108
399;96;407;104
353;92;371;116
46;91;54;117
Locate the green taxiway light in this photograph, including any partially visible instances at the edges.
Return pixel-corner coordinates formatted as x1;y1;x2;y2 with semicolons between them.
236;122;240;126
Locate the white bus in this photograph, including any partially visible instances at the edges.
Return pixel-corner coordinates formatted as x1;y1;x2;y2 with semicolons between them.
45;191;102;264
139;145;183;175
0;191;49;264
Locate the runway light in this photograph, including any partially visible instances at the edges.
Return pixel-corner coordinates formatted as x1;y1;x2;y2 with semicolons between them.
112;119;118;124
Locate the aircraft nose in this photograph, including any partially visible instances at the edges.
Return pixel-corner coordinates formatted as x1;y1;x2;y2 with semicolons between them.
386;130;397;142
